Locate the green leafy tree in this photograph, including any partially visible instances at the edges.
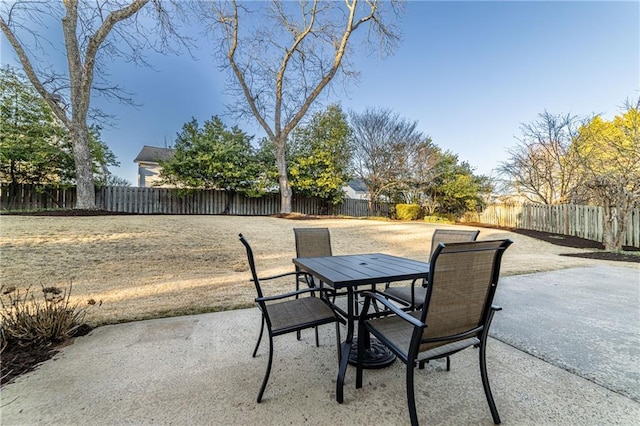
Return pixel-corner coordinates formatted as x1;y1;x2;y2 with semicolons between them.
1;66;120;187
572;98;640;252
253;137;280;193
160;116;261;195
289;105;352;204
429;152;491;217
1;66;67;184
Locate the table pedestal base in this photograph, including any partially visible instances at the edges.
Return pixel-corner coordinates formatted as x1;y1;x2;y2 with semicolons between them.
347;337;396;369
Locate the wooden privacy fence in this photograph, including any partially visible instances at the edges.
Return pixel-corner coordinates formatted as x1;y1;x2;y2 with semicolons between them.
0;184;76;210
468;203;640;248
0;184;390;218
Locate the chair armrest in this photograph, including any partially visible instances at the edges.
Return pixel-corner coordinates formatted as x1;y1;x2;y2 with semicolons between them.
384;278;420;290
258;271;305;281
256;286;335;303
360;291;425;329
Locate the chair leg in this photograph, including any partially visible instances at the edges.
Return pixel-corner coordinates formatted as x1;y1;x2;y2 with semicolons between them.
253;316;265;357
356;323;366;388
446;356;450;371
479;337;501;424
335;321;342;363
407;362;418;426
257;334;274;403
315;326;320;347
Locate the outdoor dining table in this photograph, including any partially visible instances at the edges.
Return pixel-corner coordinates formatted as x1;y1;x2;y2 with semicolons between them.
292;253;430;403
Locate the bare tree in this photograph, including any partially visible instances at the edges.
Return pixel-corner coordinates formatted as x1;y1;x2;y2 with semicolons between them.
572;98;640;252
497;111;583;204
1;0;187;209
350;107;431;209
202;0;401;213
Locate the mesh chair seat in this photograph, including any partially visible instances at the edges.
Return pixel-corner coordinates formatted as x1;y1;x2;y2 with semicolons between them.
383;286;427;309
267;297;338;334
365;311;481;361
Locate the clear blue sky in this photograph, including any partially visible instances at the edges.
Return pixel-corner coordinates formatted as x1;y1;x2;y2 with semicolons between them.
2;1;639;186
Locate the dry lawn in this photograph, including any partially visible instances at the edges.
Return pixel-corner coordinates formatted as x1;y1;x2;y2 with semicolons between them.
2;215;637;326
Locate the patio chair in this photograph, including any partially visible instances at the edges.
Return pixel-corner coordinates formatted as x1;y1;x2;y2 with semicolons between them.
238;234;342;403
293;227;335;295
383;229;480;309
356;239;513;426
294;227;378;317
293;227;334;344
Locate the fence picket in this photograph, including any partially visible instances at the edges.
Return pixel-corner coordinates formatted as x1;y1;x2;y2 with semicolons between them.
474;203;639;248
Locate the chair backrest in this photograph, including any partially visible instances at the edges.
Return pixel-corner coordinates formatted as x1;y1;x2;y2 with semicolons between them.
294;228;332;258
238;234;264;299
420;239;512;347
429;228;480;258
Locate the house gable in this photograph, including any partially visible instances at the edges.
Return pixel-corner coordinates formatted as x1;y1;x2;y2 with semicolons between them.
133;145;175;188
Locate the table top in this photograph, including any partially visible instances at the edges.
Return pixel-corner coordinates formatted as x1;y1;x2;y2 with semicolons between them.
293;253;430;289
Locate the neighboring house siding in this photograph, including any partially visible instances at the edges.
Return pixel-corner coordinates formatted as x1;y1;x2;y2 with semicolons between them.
134;146;175;188
137;162;168;188
344;179;369;200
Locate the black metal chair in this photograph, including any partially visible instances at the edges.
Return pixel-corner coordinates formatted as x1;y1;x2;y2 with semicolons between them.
383;229;480;309
356;239;513;426
238;233;342;403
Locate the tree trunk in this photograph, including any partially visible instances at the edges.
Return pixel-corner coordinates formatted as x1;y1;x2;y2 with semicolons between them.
601;202;622;252
610;206;630;252
70;121;96;209
275;138;292;214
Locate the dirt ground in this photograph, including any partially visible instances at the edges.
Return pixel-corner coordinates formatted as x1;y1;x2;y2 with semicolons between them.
1;213;638;385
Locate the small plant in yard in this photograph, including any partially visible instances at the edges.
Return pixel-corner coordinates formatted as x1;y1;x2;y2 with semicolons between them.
0;283;99;386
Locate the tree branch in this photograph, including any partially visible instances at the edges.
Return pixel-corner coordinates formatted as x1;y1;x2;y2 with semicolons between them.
0;15;70;127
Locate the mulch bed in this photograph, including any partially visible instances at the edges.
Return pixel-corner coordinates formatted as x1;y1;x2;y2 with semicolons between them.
497;227;639;263
1;324;93;387
1;344;60;386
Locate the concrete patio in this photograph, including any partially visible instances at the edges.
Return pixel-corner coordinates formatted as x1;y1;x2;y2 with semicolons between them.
1;265;638;425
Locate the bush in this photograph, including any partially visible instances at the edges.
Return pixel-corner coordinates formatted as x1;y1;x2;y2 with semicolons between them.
423;214;455;224
0;283;96;349
396;204;422;221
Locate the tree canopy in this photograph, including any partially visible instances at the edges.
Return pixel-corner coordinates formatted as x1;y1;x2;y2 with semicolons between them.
288;105;352;204
159;116;262;195
571;99;640;251
429;153;492;217
497;112;583;205
348;106;490;217
500;99;640;252
204;0;402;213
350;107;430;206
0;66;120;186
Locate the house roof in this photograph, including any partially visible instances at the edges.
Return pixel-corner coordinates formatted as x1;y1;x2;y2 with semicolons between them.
134;146;175;163
347;179;368;192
